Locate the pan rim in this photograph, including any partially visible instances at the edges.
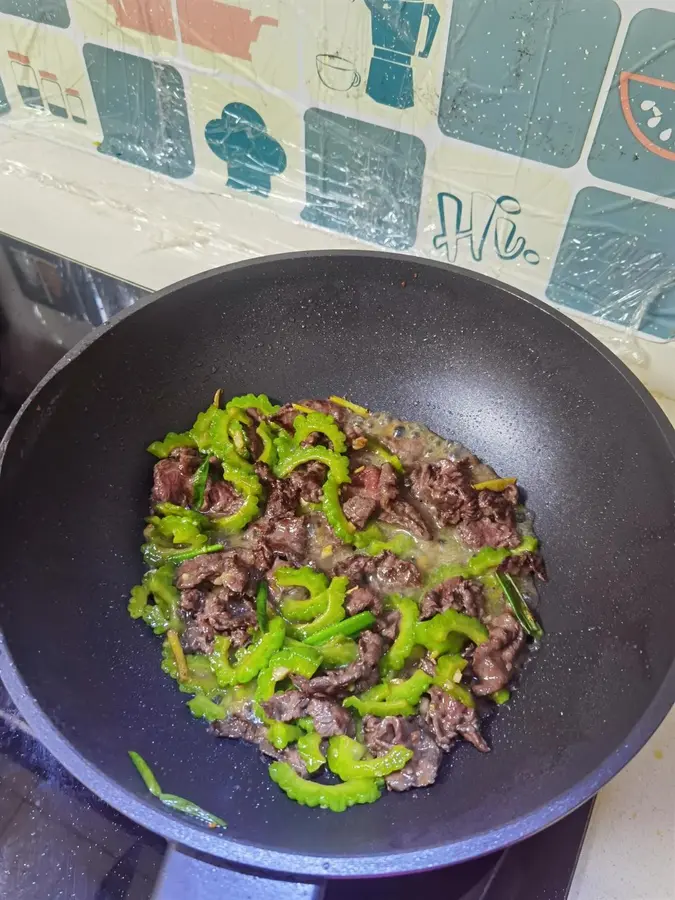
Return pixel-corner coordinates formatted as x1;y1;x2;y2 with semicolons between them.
1;250;674;877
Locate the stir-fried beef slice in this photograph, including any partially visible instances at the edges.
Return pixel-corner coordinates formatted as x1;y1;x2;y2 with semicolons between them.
262;690;308;723
151;447;202;507
363;715;443;792
344;586;383;617
349;464;398;508
498;551;547;581
342;494;379;529
378;499;431;540
260;515;308;563
255;463;300;518
457;486;520;550
180;619;212;654
334;551;421;593
175;551;250;591
420;577;485;620
292;631;384;699
202;478;243;515
288;462;327;504
305;698;354;737
261;692;354;737
373;551;422;592
379;429;430;469
375;608;400;642
471;612;525;696
420;686;489;753
334;553;377;584
175;551;257;649
409;458;477;528
179;588;203;613
212;715;308;776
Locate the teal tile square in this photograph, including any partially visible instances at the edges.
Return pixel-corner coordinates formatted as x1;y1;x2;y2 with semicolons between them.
588;8;675;199
302;109;426;249
547;187;675;341
0;0;69;28
438;0;619;168
0;74;9;116
83;44;194;180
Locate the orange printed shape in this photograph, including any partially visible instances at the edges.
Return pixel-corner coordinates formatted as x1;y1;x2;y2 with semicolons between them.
177;0;277;61
105;0;176;40
619;71;675;162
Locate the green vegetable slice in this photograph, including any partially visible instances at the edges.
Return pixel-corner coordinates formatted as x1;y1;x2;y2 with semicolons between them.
256;580;269;632
327;735;412;780
129;751;227;828
268;762;381;812
495;572;543;639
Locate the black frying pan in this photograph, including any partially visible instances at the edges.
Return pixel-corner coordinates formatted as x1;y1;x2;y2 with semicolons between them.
1;252;674;894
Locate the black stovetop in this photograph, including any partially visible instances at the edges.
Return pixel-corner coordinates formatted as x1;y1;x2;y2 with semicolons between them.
0;665;593;900
0;235;595;900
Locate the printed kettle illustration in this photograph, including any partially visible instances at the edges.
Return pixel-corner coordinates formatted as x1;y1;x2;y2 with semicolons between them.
364;0;440;109
177;0;278;61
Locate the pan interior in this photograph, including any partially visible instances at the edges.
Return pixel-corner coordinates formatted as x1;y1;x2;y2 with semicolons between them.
1;254;673;865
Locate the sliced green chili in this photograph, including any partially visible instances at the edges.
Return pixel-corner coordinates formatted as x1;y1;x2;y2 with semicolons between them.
274;445;350;485
132;565;182;634
268;762;381;812
230;617;286;684
187;694;228;722
291;577;349;640
318;635;359;667
327;736;412;781
164;543;224;565
297;731;326;774
293;411;347;454
162;643;219;697
147;431;197;459
256;421;277;466
129;751;162;796
322;475;356;542
209;635;235;689
303;610;376;646
492;688;511;705
225;393;280;417
267;722;303;750
367;440;403;473
495;572;543;639
380;596;419;674
343;696;415;717
158;793;228;828
276;567;330;622
416;608;488;657
211;462;262;533
191;458;210;511
256;580;269;632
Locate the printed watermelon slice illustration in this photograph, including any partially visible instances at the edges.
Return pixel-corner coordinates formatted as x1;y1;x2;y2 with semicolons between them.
619;72;675;161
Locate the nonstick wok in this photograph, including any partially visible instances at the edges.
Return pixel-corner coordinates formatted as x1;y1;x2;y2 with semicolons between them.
0;251;674;895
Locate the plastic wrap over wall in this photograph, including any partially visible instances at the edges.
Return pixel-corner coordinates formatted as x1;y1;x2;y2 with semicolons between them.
0;0;674;349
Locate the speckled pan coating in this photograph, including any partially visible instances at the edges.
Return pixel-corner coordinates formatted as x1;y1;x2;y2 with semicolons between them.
0;251;673;879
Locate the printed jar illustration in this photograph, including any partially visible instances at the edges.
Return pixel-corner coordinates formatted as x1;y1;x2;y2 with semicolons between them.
65;88;87;124
40;71;67;118
8;52;43;109
364;0;440;109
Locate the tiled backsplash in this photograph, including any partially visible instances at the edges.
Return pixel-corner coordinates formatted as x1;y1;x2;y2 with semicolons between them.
0;0;673;342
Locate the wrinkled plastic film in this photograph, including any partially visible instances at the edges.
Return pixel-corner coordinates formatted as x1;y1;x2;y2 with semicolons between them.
0;0;673;347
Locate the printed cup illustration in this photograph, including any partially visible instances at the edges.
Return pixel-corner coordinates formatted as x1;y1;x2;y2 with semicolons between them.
619;72;675;162
316;54;361;92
